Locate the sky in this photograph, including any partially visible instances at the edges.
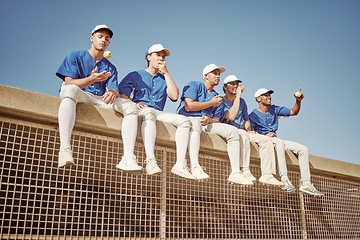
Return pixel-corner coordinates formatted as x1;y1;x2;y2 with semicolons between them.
1;0;359;166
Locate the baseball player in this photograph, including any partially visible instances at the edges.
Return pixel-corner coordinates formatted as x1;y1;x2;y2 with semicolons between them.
177;64;253;186
118;44;194;180
249;88;324;196
56;25;141;173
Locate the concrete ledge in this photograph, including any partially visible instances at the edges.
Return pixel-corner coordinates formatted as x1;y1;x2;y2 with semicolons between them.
1;84;359;180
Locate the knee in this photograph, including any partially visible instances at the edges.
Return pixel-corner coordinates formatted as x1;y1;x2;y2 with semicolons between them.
298;145;309;156
190;119;202;133
114;98;138;115
227;128;240;141
139;108;156;121
60;84;82;103
177;116;191;128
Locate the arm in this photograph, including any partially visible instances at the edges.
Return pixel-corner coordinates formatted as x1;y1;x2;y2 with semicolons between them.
290;88;304;116
224;86;244;120
184;96;222;112
159;63;179;101
64;66;111;89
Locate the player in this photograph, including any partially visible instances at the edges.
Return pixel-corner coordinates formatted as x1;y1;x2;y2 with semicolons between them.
56;25;141;173
118;44;194;179
249;88;324;196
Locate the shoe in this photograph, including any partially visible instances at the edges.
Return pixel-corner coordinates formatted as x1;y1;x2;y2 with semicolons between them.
300;183;325;197
58;147;75;168
228;172;253;186
242;169;256;182
171;163;195;180
145;157;162;175
116;155;143;174
259;174;284;187
281;178;296;193
191;166;209;182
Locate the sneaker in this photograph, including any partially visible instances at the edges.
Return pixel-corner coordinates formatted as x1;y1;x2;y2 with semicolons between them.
242;169;256;182
300;183;325;197
171;163;195;180
259;174;284;187
281;178;296;193
191;166;209;182
228;172;254;186
116;155;143;174
145;158;162;175
58;147;75;168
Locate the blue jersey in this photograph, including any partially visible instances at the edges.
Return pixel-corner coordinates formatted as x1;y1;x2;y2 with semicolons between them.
249;105;291;135
220;98;249;130
177;81;222;117
56;50;118;96
119;70;174;111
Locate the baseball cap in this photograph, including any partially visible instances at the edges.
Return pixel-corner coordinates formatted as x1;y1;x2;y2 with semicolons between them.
203;64;225;78
224;75;242;84
147;44;170;56
91;24;113;38
254;88;274;98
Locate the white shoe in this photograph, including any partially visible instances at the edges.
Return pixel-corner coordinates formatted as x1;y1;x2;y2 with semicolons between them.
259;174;284;187
300;183;324;197
242;169;256;182
228;172;253;186
116;155;143;174
281;177;296;192
191;166;209;182
145;158;162;175
58;147;75;168
171;163;195;180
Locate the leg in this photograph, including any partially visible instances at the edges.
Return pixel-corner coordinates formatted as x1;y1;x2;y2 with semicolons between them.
112;98;143;174
271;137;296;192
203;123;253;186
58;84;91;167
283;140;324;196
237;129;256;182
249;133;283;187
157;112;196;180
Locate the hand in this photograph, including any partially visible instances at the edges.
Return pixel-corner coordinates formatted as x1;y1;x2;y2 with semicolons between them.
248;130;257;134
102;89;119;104
294;87;304;100
89;66;111;83
200;115;210;126
210;95;222;107
266;132;276;138
235;85;244;97
158;61;168;74
137;102;148;111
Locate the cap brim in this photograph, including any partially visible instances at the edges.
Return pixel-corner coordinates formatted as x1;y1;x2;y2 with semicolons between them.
218;67;225;73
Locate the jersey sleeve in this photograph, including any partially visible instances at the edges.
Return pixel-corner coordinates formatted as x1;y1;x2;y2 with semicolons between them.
181;81;199;101
242;100;250;122
56;52;79;80
119;72;136;97
274;105;291;117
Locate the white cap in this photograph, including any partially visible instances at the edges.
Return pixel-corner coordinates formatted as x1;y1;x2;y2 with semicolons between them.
147;44;170;56
91;24;113;38
203;64;225;78
224;75;242;84
254;88;274;98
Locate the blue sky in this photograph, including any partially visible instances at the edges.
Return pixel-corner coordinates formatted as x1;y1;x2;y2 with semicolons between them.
1;0;359;165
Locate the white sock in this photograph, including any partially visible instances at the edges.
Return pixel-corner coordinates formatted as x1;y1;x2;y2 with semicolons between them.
175;127;190;166
141;120;156;159
58;98;76;149
122;114;138;158
188;130;201;168
227;140;241;174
